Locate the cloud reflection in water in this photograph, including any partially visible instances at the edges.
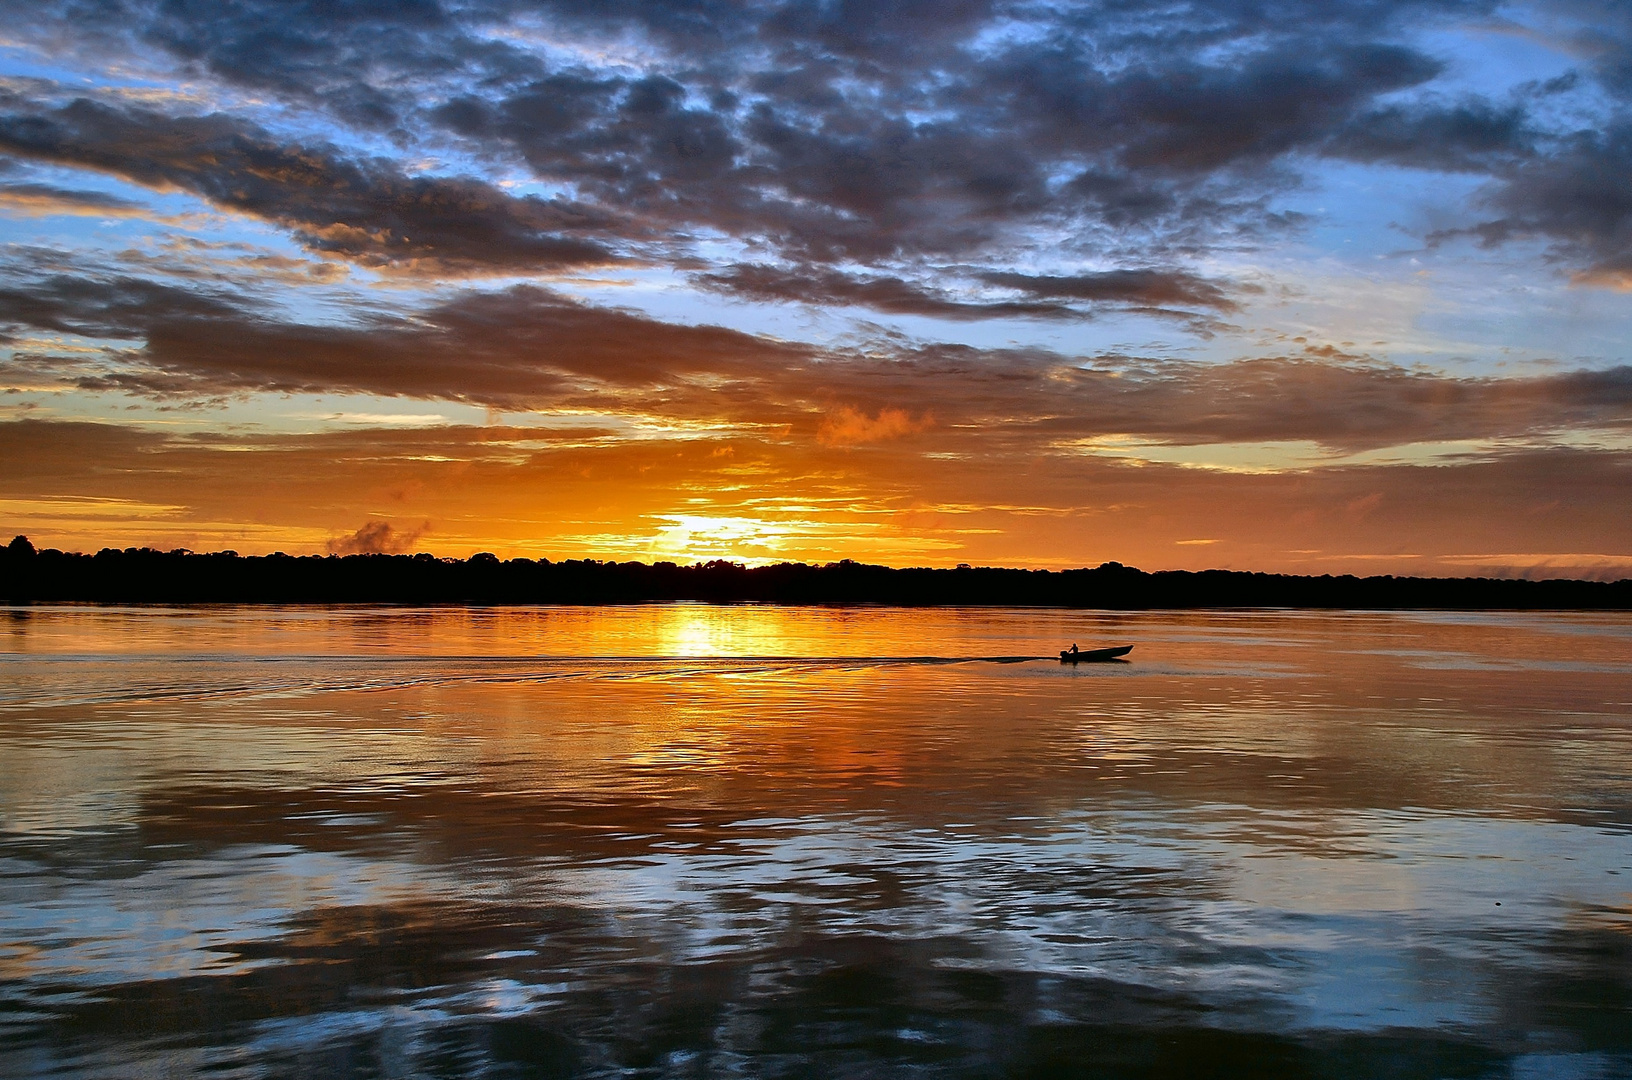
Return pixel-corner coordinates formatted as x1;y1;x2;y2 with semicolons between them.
0;606;1629;1077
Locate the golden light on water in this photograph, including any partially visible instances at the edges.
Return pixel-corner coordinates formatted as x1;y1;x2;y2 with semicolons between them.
657;606;755;657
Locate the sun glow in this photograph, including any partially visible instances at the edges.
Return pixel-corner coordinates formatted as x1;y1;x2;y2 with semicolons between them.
648;514;808;565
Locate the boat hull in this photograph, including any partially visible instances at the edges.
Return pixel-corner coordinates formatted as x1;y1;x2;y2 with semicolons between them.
1059;645;1133;663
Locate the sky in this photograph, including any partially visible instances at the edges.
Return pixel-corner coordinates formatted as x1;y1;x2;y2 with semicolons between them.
0;0;1629;576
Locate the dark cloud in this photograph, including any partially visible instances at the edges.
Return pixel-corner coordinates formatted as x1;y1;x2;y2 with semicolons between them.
0;0;1519;283
1514;1;1632;101
978;270;1240;312
0;272;246;338
0;180;152;215
975;42;1441;174
1466;122;1632;287
1049;355;1632;450
696;264;1241;320
64;283;813;407
0;0;1628;300
0;96;626;273
327;519;428;555
6;275;1628;455
696;264;1083;320
803;345;1632;456
1330;100;1534;173
0;0;540;132
438;35;1448;265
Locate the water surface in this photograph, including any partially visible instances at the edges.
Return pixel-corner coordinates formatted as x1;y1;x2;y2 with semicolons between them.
1;605;1629;1077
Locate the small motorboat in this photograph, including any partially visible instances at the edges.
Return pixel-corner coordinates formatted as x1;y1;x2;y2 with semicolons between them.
1059;645;1133;663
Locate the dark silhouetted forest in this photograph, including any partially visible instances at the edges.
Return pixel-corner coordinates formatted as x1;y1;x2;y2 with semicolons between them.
3;536;1628;608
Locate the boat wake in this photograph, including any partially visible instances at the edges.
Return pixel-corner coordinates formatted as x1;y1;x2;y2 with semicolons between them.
0;654;1083;709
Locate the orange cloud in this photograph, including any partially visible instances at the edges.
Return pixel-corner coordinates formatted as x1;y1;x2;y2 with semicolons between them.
817;406;933;446
2;419;1629;578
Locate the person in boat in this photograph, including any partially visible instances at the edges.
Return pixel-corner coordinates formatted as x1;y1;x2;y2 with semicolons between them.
1069;643;1079;655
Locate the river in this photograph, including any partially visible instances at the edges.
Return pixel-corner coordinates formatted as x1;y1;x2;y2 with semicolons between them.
1;605;1629;1077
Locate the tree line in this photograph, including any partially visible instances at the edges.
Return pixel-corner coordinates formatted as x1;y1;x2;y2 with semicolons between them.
3;536;1628;608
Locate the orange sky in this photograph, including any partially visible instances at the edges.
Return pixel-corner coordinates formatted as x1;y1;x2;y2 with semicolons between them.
2;3;1631;578
4;403;1629;578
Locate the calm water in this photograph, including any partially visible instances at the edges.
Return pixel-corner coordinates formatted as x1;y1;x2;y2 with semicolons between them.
1;605;1629;1079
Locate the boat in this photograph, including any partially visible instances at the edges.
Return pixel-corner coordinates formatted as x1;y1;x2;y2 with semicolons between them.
1059;645;1133;663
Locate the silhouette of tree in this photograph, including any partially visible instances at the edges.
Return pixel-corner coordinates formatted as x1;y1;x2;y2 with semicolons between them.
0;536;1627;608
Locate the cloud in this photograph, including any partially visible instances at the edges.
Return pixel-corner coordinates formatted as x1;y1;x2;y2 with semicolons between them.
0;0;530;132
2;418;1627;576
975;40;1442;174
1430;551;1632;579
977;270;1240;312
1468;121;1632;288
120;284;811;406
1515;1;1632;101
0;271;247;338
697;264;1241;320
4;274;1629;457
697;264;1083;320
817;405;932;446
0;0;1512;282
326;519;428;555
0;181;156;217
113;235;352;286
1;0;1629;576
1329;99;1534;173
15;0;1629;306
0;95;627;274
